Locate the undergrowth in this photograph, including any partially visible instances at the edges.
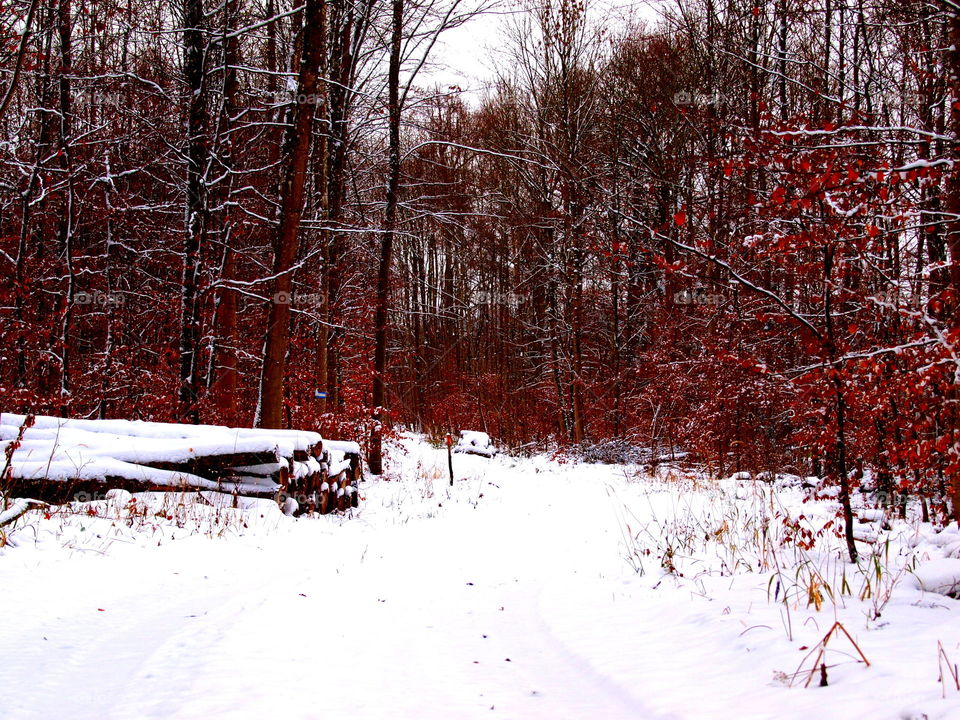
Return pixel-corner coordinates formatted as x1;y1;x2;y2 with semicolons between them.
610;466;927;631
0;490;280;553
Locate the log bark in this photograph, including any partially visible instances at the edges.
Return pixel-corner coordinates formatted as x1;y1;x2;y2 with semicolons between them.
4;477;278;505
144;450;282;478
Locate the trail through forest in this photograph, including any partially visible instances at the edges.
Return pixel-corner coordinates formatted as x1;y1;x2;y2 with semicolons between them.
0;448;658;720
2;439;959;720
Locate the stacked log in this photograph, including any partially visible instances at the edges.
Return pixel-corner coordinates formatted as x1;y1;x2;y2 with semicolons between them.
286;440;361;515
0;413;361;514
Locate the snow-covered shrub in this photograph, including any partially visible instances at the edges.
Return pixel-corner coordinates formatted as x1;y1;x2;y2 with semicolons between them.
580;439;645;465
453;431;497;458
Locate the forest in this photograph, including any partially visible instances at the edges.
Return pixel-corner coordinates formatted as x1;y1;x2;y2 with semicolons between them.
1;0;958;530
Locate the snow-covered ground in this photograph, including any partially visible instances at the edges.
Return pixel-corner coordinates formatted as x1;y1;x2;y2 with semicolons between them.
1;435;959;720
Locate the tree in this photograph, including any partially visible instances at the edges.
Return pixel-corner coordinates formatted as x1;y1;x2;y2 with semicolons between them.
368;0;404;474
178;0;210;423
256;0;329;429
367;0;475;473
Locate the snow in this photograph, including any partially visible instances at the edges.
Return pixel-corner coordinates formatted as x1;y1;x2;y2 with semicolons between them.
6;455;219;489
0;498;47;527
0;413;323;493
1;413;322;460
894;158;955;173
327;457;353;477
454;430;497;457
859;508;886;522
104;488;133;505
230;462;287;477
0;434;958;719
458;430;491;446
909;559;960;598
324;439;361;456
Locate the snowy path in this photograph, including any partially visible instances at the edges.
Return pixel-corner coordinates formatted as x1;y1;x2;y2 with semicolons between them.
6;444;958;720
0;451;665;720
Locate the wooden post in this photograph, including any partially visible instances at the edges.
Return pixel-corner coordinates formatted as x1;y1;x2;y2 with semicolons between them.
446;433;454;486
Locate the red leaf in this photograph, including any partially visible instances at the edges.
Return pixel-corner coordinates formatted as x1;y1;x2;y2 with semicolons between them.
674;210;687;227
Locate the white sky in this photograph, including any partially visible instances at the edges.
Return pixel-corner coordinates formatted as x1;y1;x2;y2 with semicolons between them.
425;0;666;104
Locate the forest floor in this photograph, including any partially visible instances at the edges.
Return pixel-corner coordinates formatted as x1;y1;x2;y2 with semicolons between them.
1;435;959;720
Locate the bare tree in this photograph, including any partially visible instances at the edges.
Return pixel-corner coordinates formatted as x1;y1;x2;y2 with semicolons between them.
256;0;329;429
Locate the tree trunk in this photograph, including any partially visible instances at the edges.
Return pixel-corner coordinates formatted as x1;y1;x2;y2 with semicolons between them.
368;0;403;475
256;0;327;429
56;0;75;416
824;245;857;562
179;0;209;423
946;8;960;523
209;0;241;425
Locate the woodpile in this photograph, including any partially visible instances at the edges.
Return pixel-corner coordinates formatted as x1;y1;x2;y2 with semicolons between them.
0;413;361;515
285;439;362;515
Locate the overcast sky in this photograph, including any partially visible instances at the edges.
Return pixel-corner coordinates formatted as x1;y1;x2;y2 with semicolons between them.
424;0;665;103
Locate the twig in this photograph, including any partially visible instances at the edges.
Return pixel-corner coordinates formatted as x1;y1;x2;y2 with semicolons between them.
792;621;870;688
0;498;48;529
938;641;960;698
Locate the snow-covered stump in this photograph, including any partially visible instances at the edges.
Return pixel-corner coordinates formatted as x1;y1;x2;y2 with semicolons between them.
452;430;497;458
0;413;362;515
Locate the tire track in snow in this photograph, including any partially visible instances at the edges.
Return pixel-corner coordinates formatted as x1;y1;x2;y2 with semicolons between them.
1;453;669;719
